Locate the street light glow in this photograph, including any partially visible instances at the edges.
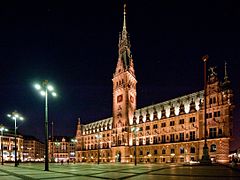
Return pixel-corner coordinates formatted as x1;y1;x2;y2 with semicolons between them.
40;91;45;96
47;85;54;91
34;82;57;98
34;84;41;90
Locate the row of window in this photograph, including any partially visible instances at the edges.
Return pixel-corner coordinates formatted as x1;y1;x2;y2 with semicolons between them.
206;111;221;119
84;133;110;142
142;117;195;130
138;144;217;156
133;131;196;145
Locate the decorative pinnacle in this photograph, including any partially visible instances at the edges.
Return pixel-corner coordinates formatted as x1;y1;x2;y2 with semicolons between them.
202;55;209;62
224;61;228;81
123;4;127;30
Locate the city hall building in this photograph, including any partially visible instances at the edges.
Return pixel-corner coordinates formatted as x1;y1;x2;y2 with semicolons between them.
75;5;234;164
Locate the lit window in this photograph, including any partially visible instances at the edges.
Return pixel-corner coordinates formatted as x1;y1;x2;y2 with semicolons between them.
210;144;217;152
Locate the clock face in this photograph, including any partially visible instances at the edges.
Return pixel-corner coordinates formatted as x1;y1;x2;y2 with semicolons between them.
130;95;134;103
117;95;123;103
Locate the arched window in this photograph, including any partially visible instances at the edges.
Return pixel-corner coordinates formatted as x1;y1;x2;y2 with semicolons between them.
210;144;217;152
162;149;166;154
180;147;184;154
190;147;195;153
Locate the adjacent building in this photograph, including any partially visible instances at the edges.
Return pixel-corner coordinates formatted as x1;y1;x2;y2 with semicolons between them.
48;136;76;162
75;4;234;164
23;135;44;162
0;129;24;162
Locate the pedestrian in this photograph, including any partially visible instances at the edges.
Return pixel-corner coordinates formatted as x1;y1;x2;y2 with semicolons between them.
61;160;63;165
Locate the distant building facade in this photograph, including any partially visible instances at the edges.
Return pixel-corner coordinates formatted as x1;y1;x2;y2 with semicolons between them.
23;136;44;161
48;136;76;162
75;5;234;164
0;130;23;162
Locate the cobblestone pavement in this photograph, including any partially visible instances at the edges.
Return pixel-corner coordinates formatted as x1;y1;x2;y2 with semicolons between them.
0;163;239;180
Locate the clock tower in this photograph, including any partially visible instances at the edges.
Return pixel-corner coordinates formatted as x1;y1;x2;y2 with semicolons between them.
112;4;137;162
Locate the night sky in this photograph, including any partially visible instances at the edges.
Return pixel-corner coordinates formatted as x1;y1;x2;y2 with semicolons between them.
0;0;240;141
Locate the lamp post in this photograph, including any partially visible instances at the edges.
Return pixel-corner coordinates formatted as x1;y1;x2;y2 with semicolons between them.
201;55;211;164
34;80;57;171
7;111;24;167
0;125;8;165
95;134;101;164
131;125;139;166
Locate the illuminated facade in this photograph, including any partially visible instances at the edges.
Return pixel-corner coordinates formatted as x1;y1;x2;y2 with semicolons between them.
23;136;44;162
75;5;234;164
0;131;23;162
48;136;76;162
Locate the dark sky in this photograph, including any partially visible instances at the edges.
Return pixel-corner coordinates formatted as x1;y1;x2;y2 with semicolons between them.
0;0;240;141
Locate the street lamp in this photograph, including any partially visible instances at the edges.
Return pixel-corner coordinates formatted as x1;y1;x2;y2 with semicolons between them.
95;134;102;164
131;125;139;166
0;125;8;165
200;55;211;164
34;80;57;171
7;111;24;167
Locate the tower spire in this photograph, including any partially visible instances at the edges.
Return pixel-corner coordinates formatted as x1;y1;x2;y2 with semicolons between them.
115;2;135;77
123;4;127;31
224;61;229;81
121;3;128;41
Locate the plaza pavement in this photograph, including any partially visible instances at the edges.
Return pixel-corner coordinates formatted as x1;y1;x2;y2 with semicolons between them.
0;163;239;180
